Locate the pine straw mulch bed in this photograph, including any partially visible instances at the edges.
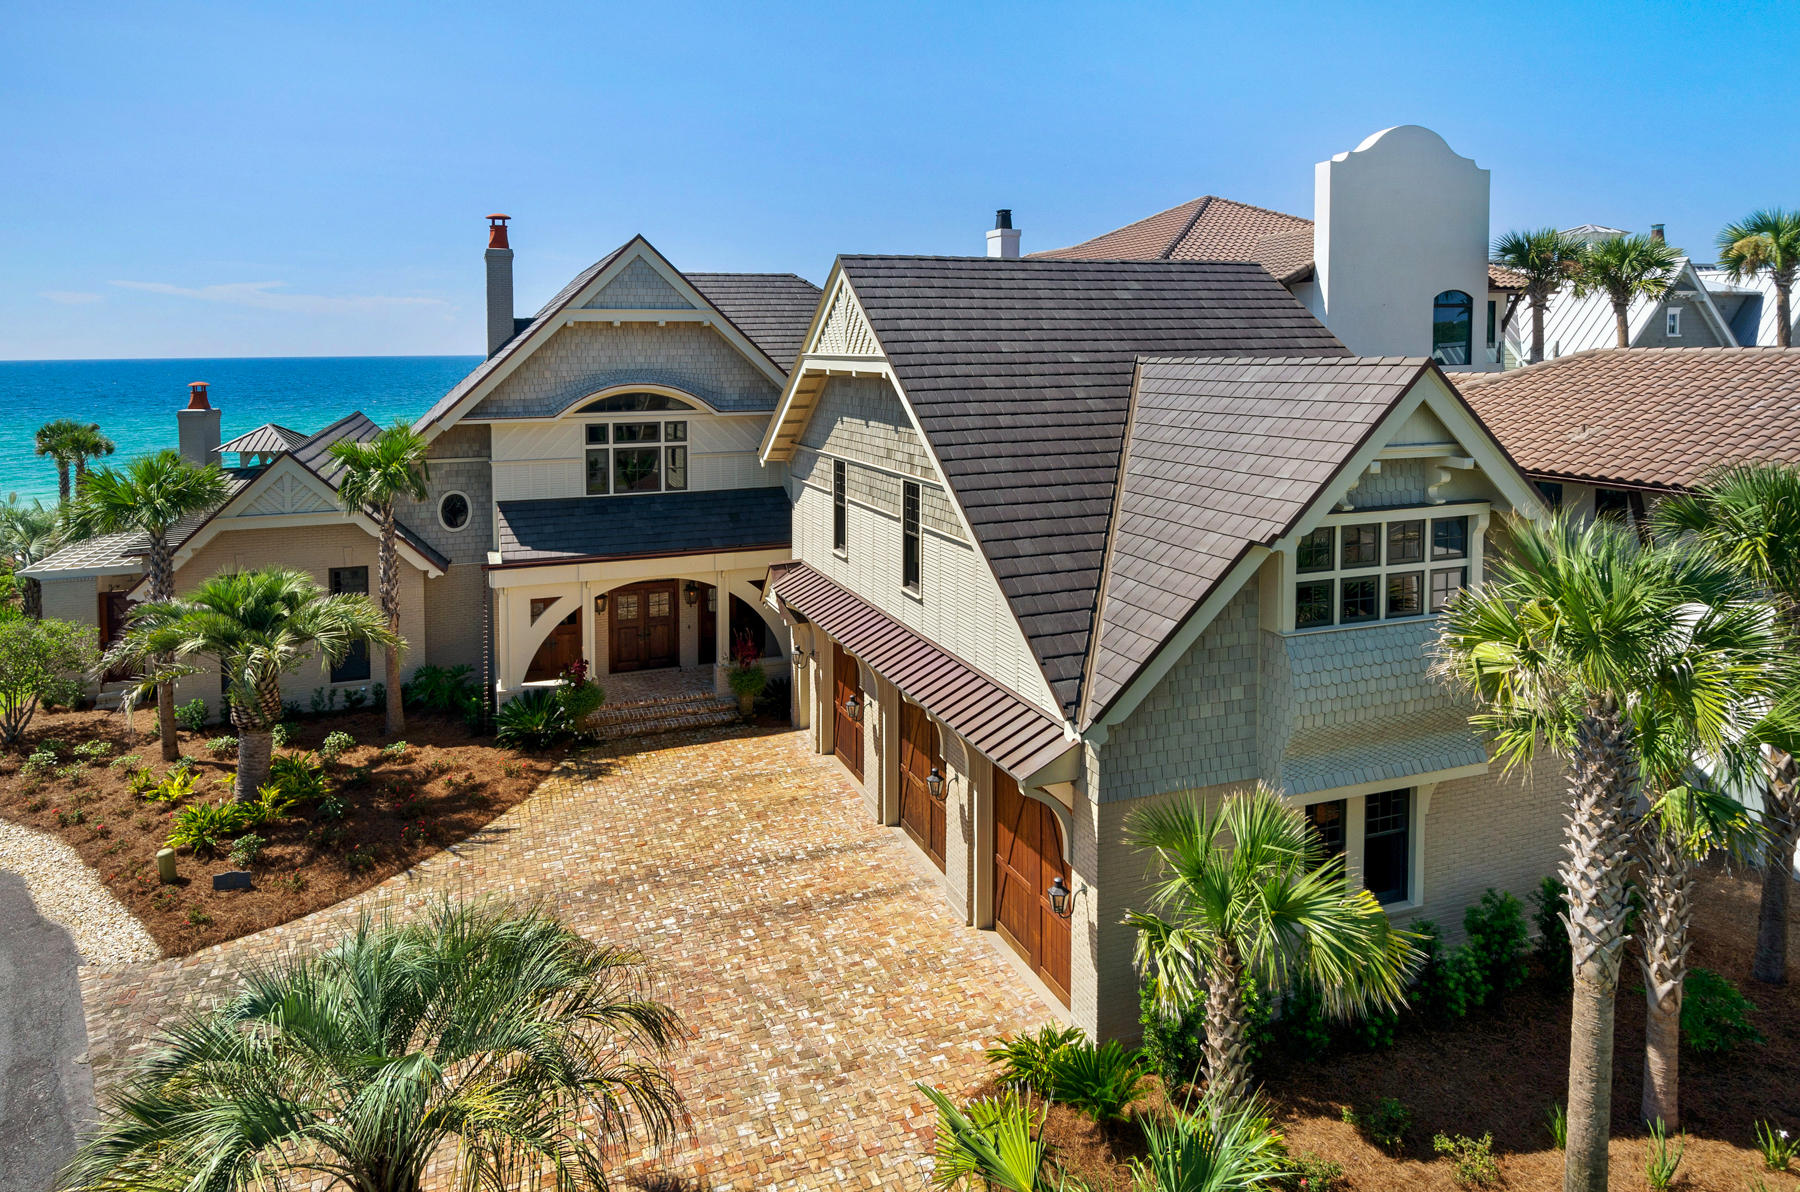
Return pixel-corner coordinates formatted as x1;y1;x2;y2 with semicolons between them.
964;863;1800;1192
0;706;572;956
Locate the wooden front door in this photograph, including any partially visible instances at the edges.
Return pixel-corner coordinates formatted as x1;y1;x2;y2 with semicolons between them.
898;700;946;870
832;641;863;779
609;582;678;672
698;584;718;664
525;597;581;682
98;591;135;682
994;771;1072;1006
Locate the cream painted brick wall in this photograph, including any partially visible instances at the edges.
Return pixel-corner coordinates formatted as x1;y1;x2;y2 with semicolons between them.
1415;749;1566;942
424;564;487;673
470;323;779;419
39;576;97;627
171;523;427;712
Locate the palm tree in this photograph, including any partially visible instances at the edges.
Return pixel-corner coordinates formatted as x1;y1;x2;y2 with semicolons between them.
66;451;229;761
66;424;115;494
34;419;87;505
1493;228;1584;363
1657;462;1800;984
58;899;687;1192
1571;233;1683;348
105;568;399;800
328;423;430;736
0;495;61;618
1126;784;1419;1105
1716;209;1800;347
1436;512;1781;1192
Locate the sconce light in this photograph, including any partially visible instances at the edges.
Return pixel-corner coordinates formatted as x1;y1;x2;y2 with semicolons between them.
926;766;944;800
684;580;700;607
1047;875;1074;918
595;592;608;613
843;694;861;723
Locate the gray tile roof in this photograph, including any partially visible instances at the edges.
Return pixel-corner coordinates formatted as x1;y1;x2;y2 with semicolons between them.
1084;356;1431;723
837;255;1347;717
768;561;1073;779
26;475;255;576
495;486;791;566
686;273;823;371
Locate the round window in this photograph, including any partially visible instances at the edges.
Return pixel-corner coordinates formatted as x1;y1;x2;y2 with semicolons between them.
438;491;470;531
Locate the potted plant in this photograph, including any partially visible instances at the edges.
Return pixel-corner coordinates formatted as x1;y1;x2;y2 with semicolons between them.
727;630;767;715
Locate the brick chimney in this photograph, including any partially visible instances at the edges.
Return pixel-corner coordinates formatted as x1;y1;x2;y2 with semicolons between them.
178;382;221;466
485;214;515;358
1651;223;1665;242
986;209;1021;259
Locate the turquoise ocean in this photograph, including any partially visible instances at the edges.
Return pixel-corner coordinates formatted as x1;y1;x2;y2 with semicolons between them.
0;356;481;505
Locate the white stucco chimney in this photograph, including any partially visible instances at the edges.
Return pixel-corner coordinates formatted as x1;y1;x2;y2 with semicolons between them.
986;209;1021;258
178;382;221;466
485;214;514;358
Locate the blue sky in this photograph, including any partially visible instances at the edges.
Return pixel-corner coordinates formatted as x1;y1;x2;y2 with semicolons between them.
5;0;1795;360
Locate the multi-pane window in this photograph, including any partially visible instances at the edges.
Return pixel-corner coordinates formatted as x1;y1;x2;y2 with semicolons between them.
1292;514;1472;629
1363;788;1412;904
901;481;921;594
584;420;688;495
1305;799;1347;863
1535;481;1564;509
832;460;847;555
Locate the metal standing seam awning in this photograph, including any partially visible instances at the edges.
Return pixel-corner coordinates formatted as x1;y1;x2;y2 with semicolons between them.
766;562;1075;780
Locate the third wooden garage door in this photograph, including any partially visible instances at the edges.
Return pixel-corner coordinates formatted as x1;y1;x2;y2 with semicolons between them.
898;700;946;870
994;771;1072;1006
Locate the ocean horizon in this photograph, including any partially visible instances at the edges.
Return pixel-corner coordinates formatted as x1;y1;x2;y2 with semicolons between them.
0;355;481;505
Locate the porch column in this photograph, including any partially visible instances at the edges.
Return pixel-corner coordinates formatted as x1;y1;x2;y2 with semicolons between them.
713;568;731;694
578;580;596;673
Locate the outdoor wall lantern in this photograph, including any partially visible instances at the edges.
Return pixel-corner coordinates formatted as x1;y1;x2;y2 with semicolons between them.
684;580;700;607
1047;875;1074;918
926;766;944;800
843;694;862;723
595;592;608;613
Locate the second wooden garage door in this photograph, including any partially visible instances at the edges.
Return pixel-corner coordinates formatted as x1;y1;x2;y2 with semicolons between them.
898;700;946;870
994;771;1072;1006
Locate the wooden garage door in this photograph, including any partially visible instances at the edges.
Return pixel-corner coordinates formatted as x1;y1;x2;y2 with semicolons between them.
898;700;946;870
994;770;1072;1006
832;642;863;779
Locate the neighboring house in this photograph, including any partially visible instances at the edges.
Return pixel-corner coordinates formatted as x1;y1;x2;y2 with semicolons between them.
1697;266;1797;348
1455;346;1800;523
1034;125;1524;373
759;253;1558;1035
1499;226;1739;361
25;222;822;711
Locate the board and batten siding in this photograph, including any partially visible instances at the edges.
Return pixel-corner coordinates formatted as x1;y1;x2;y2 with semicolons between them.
791;376;1062;719
488;413;784;504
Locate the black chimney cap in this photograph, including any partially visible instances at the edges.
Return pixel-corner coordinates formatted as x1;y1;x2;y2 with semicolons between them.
995;209;1013;230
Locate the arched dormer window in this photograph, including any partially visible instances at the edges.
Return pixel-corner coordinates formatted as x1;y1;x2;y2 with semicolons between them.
1432;290;1473;366
576;391;697;413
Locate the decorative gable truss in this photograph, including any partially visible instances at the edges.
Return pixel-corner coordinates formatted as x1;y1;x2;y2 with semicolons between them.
759;270;889;461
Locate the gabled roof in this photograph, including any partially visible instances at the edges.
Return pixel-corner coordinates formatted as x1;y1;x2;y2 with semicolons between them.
24;474;255;577
217;423;306;456
832;255;1348;717
1501;259;1738;357
1699;267;1797;347
1455;347;1800;491
1085;356;1437;722
1036;194;1534;292
413;237;820;434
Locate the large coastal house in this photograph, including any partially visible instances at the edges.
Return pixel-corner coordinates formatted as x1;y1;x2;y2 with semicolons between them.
24;223;820;713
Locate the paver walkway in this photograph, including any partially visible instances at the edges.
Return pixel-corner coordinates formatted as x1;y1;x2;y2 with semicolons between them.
79;727;1056;1189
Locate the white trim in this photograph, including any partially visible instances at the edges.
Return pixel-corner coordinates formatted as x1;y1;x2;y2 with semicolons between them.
437;490;472;532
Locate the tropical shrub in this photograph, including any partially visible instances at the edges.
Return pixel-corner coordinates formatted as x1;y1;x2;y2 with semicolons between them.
380;740;410;760
174;698;210;734
145;767;197;805
1277;1152;1346;1192
1463;888;1529;1001
319;730;356;761
987;1023;1086;1094
755;674;791;718
920;1085;1057;1191
1755;1120;1795;1171
495;687;566;750
242;783;300;827
205;735;237;757
125;766;158;797
272;722;294;748
1130;1096;1289;1192
1681;967;1763;1053
1273;976;1333;1062
555;660;604;730
166;800;252;856
230;832;267;867
1139;977;1206;1090
1433;1132;1499;1187
21;748;59;776
403;663;478;713
1343;1097;1412;1154
1531;875;1572;988
40;676;85;709
73;740;112;761
0;617;97;747
107;752;141;770
1345;1004;1399;1051
1409;920;1486;1022
1043;1038;1148;1123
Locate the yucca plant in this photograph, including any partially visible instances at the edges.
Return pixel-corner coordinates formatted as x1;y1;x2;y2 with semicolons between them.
58;899;687;1192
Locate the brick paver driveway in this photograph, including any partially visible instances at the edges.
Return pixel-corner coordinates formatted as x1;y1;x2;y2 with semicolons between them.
79;728;1057;1189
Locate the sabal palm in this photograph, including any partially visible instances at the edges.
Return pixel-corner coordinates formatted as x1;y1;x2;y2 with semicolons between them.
1716;208;1800;347
57;899;687;1192
35;418;90;505
0;495;61;618
328;424;431;735
1571;233;1683;347
1128;1095;1287;1192
67;451;229;760
1126;784;1418;1104
107;568;399;799
67;424;115;494
1657;462;1800;984
1436;512;1781;1192
1492;227;1583;363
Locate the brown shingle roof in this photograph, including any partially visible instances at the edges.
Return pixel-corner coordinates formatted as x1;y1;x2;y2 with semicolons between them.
1455;347;1800;490
1085;356;1433;723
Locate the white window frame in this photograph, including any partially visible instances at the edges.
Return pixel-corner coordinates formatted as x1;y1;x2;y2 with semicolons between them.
583;417;689;497
1665;307;1683;337
1293;781;1434;915
436;490;472;532
1279;504;1489;633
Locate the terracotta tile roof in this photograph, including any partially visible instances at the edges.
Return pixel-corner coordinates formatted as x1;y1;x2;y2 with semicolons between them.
1487;263;1529;291
1033;196;1312;266
1455;347;1800;490
1085;356;1433;723
768;562;1073;779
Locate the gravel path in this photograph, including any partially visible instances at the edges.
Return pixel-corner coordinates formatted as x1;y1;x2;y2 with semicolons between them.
0;818;159;966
